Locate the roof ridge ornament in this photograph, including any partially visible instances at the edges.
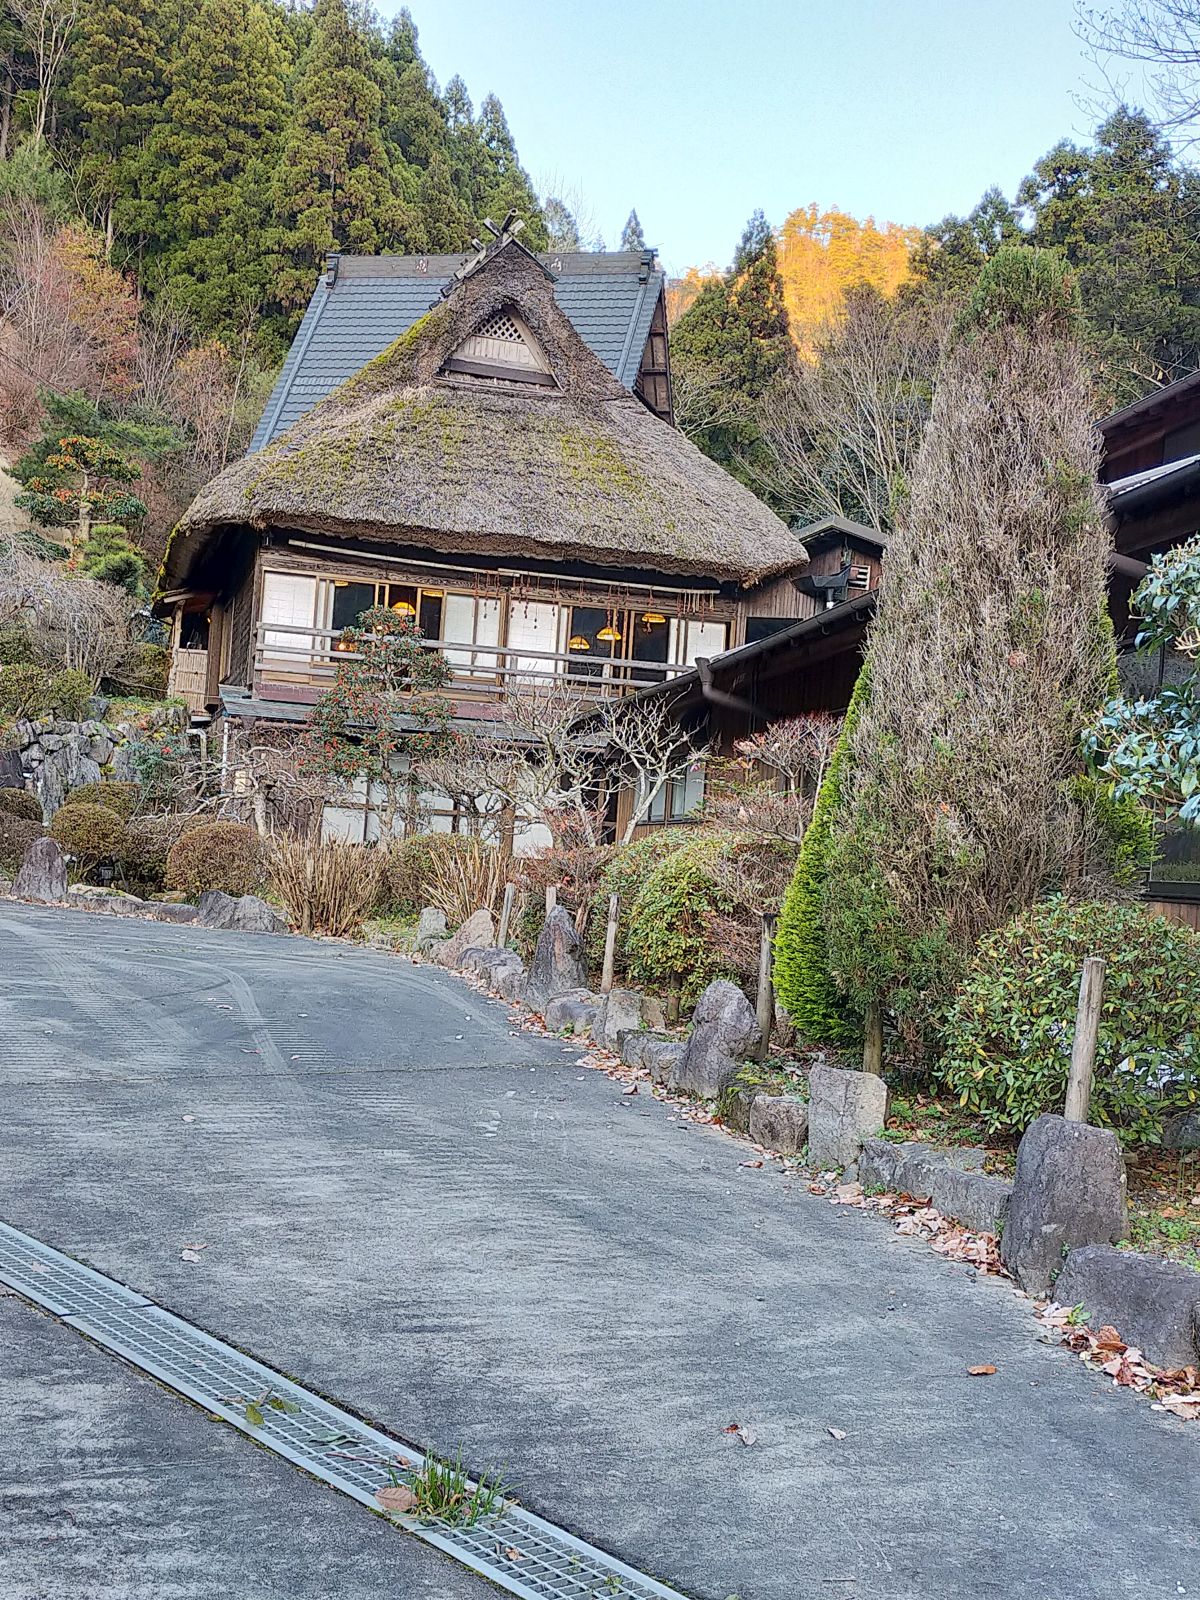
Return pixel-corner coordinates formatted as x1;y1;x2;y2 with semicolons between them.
443;213;554;298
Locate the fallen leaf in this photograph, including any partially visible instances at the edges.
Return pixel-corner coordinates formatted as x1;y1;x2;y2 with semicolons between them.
828;1427;847;1440
501;1546;524;1561
740;1159;763;1169
375;1483;418;1514
722;1422;757;1446
244;1401;264;1428
967;1365;997;1377
622;1084;638;1096
180;1249;203;1263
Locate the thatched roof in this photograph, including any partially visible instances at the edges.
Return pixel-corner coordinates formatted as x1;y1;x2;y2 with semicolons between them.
168;238;804;590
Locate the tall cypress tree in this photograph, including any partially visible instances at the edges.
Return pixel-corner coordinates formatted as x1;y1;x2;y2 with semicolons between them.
65;0;170;255
470;92;547;245
274;0;403;312
150;0;286;335
620;208;645;251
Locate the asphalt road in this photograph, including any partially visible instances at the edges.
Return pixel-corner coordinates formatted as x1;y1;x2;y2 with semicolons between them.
0;902;1196;1600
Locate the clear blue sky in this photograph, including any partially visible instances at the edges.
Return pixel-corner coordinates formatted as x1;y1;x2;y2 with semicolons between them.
404;0;1150;276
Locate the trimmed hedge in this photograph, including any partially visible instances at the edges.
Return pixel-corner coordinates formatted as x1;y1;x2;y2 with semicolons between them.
0;813;43;873
0;787;42;822
583;828;693;975
164;821;265;900
773;669;869;1045
68;780;140;819
49;802;127;870
940;896;1200;1144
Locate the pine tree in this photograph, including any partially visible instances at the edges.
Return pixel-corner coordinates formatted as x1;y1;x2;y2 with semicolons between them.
620;208;645;251
151;0;287;335
670;211;794;480
471;92;547;246
65;0;170;254
274;0;404;313
543;196;581;250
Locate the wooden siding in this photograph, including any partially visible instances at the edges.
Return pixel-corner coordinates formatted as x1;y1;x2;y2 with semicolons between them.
1145;897;1200;931
634;287;672;424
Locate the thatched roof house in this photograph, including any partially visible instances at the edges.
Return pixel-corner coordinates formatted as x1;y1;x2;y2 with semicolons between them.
166;233;803;594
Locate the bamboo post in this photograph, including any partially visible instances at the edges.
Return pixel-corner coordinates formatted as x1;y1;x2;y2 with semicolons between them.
1064;957;1106;1123
666;981;681;1026
862;1000;884;1077
600;893;620;994
544;884;557;916
753;912;776;1060
497;883;515;949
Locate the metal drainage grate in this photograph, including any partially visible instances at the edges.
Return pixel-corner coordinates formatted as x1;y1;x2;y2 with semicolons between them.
0;1221;687;1600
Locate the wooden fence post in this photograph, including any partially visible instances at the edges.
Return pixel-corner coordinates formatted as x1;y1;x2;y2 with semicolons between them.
753;912;776;1060
862;1000;884;1077
498;883;515;949
544;884;557;916
1064;956;1106;1123
600;893;620;994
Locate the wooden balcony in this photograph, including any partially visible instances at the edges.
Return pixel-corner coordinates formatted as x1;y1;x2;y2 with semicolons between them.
252;622;690;707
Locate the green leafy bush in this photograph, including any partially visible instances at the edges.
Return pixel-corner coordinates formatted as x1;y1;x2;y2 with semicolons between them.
583;829;693;974
774;669;868;1045
0;625;34;666
625;835;735;1007
939;896;1200;1144
109;642;170;699
49;802;128;871
0;814;43;873
0;788;42;822
68;780;140;819
164;821;266;900
0;666;93;722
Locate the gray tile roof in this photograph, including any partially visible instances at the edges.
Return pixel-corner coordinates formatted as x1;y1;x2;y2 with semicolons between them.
249;249;664;453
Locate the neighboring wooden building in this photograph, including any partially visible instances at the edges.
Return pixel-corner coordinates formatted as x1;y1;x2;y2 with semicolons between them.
161;224;810;840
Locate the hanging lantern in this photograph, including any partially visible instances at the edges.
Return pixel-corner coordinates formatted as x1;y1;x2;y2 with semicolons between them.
640;611;666;628
391;599;417;616
568;635;591;651
597;624;622;643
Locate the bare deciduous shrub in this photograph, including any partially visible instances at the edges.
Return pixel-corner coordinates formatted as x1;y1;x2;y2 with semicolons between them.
0;537;135;682
270;838;381;938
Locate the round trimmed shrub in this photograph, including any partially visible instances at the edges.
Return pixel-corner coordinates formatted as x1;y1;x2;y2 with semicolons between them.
0;814;43;873
625;835;736;1007
0;787;42;822
164;820;265;900
49;802;128;871
68;780;140;819
0;664;48;719
939;896;1200;1144
49;668;92;720
122;813;207;890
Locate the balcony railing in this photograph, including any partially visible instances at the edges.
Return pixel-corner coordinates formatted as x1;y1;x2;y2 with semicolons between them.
253;621;690;700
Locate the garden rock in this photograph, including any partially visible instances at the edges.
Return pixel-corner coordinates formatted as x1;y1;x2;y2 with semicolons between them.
13;837;66;903
196;890;288;935
749;1094;809;1155
807;1066;889;1170
145;902;197;924
494;961;529;1002
434;908;494;968
593;988;643;1052
67;884;144;915
719;1083;759;1135
858;1139;984;1197
1000;1114;1128;1296
413;906;448;953
544;990;600;1035
1162;1111;1200;1151
523;906;587;1009
931;1168;1012;1237
1054;1245;1200;1370
641;1037;686;1086
670;979;760;1099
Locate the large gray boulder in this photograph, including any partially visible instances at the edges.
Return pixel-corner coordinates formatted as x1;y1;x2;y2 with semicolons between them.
1162;1111;1200;1151
413;906;448;954
1001;1115;1128;1296
1054;1246;1200;1369
749;1094;809;1155
807;1065;889;1170
494;960;529;1002
67;884;145;915
13;837;66;903
433;908;494;968
593;987;643;1052
196;890;288;934
544;990;600;1035
670;979;760;1099
523;906;587;1010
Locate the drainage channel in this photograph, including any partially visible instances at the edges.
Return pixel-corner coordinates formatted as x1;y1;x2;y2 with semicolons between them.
0;1221;687;1600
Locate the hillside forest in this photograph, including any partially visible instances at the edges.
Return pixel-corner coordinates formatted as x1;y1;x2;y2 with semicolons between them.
3;0;1200;575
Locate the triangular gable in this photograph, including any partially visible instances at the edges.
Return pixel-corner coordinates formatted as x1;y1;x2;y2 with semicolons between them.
442;305;555;387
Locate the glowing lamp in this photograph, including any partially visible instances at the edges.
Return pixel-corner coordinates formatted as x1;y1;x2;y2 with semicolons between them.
597;625;622;643
640;611;666;625
568;635;591;651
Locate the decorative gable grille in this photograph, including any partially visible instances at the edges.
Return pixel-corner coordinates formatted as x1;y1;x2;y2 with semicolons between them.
444;306;554;385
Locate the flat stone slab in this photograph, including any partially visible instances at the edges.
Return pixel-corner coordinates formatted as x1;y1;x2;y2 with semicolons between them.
593;988;643;1052
858;1140;1010;1235
808;1065;889;1169
544;990;600;1035
1055;1246;1200;1370
749;1094;808;1155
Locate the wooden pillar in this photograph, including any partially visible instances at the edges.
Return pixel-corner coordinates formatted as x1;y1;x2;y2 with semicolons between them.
862;1000;884;1077
544;885;557;916
753;912;776;1061
498;883;515;949
600;893;620;994
1064;957;1106;1124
